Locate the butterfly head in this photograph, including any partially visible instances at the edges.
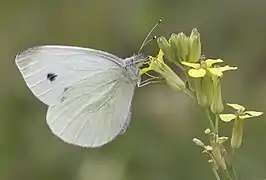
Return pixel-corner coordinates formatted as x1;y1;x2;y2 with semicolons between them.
123;54;145;84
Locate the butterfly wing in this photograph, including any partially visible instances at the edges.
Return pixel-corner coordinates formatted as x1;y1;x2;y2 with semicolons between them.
46;70;136;147
16;45;138;147
15;45;124;105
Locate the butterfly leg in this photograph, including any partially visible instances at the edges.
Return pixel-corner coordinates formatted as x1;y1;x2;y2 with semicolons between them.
138;80;164;87
145;72;158;79
137;76;164;87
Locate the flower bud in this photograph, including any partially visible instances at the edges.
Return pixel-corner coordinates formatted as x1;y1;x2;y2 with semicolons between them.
157;37;174;62
217;137;228;144
188;28;201;63
204;128;211;134
205;145;213;151
208;159;214;163
169;33;189;62
193;138;205;147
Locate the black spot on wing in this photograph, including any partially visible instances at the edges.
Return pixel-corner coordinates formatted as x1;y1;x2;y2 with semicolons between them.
47;73;58;81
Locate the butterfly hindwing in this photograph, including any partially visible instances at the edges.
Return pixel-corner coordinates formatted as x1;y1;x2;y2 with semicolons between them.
46;72;135;147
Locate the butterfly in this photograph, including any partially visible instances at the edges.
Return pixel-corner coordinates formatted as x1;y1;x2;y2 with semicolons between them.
15;45;144;147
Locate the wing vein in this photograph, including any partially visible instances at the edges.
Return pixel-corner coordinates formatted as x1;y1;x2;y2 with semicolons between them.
24;68;45;78
73;81;120;144
49;77;119;126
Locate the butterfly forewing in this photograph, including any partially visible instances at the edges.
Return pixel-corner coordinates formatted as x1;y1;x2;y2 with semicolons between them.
15;45;124;105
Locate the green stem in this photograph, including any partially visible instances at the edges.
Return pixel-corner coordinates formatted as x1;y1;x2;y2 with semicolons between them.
184;89;195;101
225;168;232;180
212;167;221;180
215;114;219;134
184;70;194;90
231;166;238;180
229;149;238;180
204;108;216;133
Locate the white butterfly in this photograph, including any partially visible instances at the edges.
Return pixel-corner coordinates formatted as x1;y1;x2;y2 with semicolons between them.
15;45;144;148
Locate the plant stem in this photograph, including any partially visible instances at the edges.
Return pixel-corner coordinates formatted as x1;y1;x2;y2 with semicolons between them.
215;114;219;134
212;167;221;180
184;89;195;100
225;168;232;180
229;149;238;180
232;166;238;180
204;108;216;133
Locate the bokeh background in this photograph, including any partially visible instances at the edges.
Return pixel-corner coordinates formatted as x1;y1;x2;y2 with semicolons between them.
2;0;266;179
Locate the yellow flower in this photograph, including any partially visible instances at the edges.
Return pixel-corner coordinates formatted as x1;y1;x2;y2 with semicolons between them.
140;50;185;92
140;50;164;75
219;103;263;149
181;59;237;78
219;103;263;122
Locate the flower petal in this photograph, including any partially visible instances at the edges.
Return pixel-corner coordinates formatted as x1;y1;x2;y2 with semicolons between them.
219;114;237;122
157;50;164;62
140;56;157;74
216;65;238;72
226;103;245;111
188;68;206;78
181;62;201;69
205;59;223;67
239;114;253;119
238;114;253;119
239;111;263;119
244;111;263;117
140;67;151;75
208;68;223;77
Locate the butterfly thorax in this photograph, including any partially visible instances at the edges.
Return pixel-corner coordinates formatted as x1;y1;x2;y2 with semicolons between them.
123;54;144;84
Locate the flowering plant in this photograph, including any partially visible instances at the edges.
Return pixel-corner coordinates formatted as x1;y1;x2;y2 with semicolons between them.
140;29;263;180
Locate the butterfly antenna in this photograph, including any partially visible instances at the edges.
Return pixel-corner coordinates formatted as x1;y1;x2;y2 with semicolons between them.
142;36;157;48
138;19;162;53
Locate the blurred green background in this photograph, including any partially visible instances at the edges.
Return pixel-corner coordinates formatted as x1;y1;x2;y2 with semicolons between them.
2;0;266;179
